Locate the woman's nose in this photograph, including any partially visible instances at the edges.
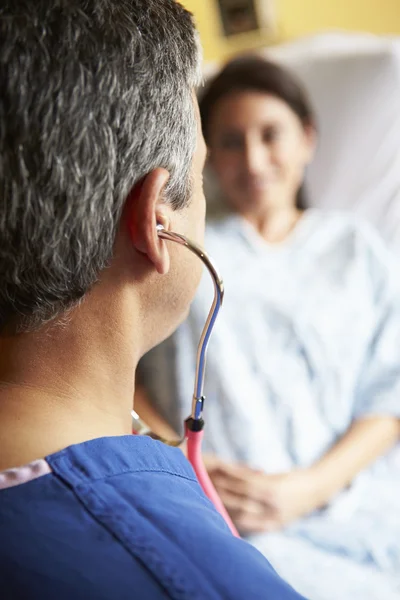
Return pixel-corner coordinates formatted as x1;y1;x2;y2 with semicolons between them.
243;141;271;175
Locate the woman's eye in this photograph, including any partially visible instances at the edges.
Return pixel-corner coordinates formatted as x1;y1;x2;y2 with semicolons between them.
263;128;279;143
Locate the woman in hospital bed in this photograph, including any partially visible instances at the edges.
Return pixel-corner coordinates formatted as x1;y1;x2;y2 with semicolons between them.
137;56;400;599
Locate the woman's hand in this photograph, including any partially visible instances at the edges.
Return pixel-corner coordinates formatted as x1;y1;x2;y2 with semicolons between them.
204;455;320;535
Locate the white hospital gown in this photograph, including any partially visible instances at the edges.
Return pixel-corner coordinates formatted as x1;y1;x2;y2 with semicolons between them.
140;210;400;599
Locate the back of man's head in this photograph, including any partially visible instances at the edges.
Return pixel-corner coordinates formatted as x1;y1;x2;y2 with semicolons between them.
0;0;200;331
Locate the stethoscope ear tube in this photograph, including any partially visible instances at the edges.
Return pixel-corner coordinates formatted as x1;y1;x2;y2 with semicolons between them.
132;226;239;536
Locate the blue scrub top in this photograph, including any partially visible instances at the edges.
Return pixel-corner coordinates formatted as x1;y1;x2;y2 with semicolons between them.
0;435;306;599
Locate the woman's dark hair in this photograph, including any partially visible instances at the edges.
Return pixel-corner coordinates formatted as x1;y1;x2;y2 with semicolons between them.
199;55;316;211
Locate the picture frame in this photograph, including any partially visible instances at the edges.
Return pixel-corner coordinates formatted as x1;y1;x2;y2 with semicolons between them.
217;0;260;37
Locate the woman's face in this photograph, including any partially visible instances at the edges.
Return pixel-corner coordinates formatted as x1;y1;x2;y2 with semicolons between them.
207;91;315;215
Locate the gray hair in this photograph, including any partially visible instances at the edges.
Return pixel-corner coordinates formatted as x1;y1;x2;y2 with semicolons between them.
0;0;201;331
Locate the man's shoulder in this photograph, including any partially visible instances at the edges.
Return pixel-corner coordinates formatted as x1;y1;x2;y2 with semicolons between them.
0;470;165;599
0;437;306;599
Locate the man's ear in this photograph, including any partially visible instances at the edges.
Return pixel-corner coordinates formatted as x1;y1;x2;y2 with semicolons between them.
125;168;172;275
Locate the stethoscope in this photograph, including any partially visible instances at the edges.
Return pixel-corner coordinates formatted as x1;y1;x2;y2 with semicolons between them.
131;224;239;537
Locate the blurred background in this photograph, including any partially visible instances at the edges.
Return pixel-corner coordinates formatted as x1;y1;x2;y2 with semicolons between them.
181;0;400;65
180;0;400;253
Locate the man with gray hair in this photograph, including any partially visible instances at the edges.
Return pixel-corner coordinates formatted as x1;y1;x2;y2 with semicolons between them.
0;1;306;598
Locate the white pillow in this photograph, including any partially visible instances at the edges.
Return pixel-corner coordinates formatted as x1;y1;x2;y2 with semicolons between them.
265;31;399;62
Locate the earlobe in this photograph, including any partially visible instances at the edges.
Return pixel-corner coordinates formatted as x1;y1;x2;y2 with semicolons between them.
125;168;172;275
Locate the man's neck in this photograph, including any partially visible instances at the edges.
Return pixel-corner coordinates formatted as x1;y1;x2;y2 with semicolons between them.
0;290;140;471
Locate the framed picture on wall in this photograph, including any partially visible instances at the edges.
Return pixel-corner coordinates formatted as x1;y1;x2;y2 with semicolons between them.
217;0;259;36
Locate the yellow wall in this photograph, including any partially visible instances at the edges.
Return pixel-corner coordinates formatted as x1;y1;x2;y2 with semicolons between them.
181;0;400;63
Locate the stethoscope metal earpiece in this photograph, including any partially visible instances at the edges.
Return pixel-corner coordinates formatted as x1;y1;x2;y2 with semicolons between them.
132;224;237;536
155;225;224;424
132;223;224;443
